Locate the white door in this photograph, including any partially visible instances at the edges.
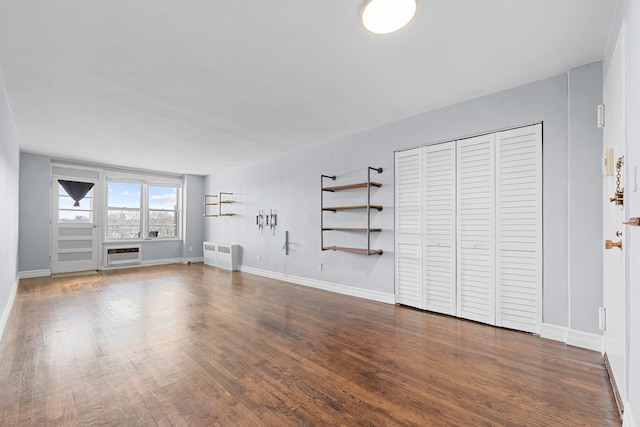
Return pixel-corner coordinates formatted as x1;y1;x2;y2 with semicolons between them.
395;148;424;308
424;142;457;315
495;124;542;333
51;174;100;274
603;27;627;403
457;133;496;324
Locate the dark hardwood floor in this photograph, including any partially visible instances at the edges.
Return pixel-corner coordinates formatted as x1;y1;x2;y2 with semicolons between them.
0;264;620;426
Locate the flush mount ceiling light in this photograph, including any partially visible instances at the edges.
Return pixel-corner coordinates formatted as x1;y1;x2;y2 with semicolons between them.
361;0;418;35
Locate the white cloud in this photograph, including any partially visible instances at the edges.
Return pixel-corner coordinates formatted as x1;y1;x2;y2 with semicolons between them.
151;193;177;207
121;190;130;196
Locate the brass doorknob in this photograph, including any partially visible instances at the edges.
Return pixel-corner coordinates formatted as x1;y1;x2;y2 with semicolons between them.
605;239;623;250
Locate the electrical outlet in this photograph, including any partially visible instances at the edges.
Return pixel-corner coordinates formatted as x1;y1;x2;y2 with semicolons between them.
188;246;193;252
317;263;322;271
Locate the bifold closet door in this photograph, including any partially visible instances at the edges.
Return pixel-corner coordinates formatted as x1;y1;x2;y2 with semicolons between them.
456;134;496;325
496;124;542;333
395;124;541;332
423;143;457;315
395;148;424;309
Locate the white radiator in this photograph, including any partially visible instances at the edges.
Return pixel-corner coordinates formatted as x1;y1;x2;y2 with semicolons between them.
107;246;141;266
203;242;238;271
203;242;217;266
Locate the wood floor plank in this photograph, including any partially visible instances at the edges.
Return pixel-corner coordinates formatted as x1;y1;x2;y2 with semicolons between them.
0;264;620;426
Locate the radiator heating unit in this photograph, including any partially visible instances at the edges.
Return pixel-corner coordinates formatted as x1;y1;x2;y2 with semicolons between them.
203;242;238;271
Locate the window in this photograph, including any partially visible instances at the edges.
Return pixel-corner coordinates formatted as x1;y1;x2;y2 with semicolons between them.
106;181;142;239
105;178;181;241
148;185;179;238
58;183;93;223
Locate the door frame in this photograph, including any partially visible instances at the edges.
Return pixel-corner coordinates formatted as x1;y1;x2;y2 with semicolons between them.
602;23;628;409
50;164;103;274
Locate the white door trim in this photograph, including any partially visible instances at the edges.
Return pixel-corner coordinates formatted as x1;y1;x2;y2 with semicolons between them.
602;23;628;408
50;166;103;274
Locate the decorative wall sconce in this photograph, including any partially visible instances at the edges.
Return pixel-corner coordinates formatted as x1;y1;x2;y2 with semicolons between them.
609;156;624;206
256;210;265;230
257;209;278;233
266;209;277;232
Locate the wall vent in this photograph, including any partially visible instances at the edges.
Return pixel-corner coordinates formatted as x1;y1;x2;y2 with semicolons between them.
107;247;141;266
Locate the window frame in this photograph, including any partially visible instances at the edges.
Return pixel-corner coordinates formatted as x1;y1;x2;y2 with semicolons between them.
105;175;183;242
147;183;180;240
57;182;95;224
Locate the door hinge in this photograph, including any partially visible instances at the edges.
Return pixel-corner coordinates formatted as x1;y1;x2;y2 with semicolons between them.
599;307;606;331
597;104;605;128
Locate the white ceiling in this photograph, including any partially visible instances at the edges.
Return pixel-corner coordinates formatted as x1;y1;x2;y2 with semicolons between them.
0;0;616;175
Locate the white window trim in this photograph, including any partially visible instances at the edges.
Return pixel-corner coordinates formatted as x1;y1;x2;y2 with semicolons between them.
147;183;181;240
105;173;183;242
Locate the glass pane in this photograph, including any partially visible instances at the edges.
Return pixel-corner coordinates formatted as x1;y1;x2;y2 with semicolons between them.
58;209;92;223
59;194;92;210
149;210;177;238
149;186;178;210
58;184;93;223
107;182;141;209
106;209;141;239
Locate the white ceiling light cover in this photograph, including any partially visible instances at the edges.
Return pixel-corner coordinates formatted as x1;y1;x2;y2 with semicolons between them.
362;0;418;34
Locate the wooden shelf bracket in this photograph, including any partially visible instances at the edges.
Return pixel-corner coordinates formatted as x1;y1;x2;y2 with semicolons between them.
320;167;383;255
204;192;235;217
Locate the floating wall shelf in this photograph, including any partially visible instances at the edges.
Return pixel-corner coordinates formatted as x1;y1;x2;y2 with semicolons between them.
321;167;383;255
204;192;236;217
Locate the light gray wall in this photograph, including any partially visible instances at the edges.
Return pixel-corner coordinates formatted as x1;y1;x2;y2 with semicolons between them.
183;174;205;259
18;153;205;271
207;68;602;333
18;152;51;272
605;0;640;420
567;63;604;334
0;69;19;340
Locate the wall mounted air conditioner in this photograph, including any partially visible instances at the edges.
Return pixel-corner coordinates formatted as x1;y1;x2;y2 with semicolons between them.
107;246;141;266
203;242;238;271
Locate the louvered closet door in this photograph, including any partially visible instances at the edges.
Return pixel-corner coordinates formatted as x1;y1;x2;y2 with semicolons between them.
424;142;456;315
395;148;424;309
457;134;496;324
496;124;542;333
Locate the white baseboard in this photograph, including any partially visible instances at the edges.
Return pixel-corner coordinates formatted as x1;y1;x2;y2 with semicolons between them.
102;257;198;270
239;265;395;305
540;323;604;352
624;404;637;427
20;259;203;276
0;277;19;343
18;269;51;279
567;329;604;353
141;257;185;267
183;257;204;264
540;323;568;343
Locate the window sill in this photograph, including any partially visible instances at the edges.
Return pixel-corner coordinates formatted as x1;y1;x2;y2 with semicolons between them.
103;238;182;244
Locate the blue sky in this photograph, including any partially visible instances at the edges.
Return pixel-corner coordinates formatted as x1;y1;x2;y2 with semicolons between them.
107;182;177;210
